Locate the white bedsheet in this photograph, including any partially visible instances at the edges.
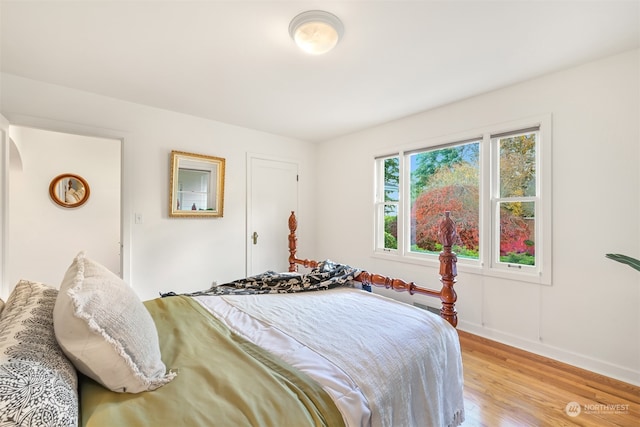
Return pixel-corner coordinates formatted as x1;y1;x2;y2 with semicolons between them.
194;288;464;427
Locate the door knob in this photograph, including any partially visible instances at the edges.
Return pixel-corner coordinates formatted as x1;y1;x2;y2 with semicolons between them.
252;231;259;245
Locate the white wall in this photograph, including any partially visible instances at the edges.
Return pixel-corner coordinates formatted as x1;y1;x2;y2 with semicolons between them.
315;49;640;386
8;126;121;288
0;73;318;302
1;50;637;387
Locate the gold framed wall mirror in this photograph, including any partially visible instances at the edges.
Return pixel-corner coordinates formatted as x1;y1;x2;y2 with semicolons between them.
49;173;91;208
169;151;225;217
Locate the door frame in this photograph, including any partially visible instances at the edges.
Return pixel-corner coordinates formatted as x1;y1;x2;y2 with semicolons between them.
0;114;10;298
0;115;129;297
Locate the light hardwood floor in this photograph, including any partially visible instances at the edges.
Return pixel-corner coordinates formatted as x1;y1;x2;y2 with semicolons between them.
458;330;640;427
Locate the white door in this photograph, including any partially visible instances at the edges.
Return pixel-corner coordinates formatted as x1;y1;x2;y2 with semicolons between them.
247;155;298;276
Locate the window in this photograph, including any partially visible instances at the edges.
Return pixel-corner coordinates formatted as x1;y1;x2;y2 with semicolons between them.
374;116;551;284
491;129;538;271
375;156;400;251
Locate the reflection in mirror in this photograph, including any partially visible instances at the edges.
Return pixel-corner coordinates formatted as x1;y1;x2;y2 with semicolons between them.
170;151;225;217
49;174;91;208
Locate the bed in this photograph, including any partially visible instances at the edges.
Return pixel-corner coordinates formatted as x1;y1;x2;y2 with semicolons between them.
0;212;464;427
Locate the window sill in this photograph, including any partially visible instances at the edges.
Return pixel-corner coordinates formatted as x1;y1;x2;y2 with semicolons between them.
371;250;550;286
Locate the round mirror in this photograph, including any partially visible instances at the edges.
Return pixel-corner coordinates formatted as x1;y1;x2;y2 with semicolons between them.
49;173;90;208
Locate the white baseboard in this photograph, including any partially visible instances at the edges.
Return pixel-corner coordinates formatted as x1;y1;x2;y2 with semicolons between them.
458;320;640;387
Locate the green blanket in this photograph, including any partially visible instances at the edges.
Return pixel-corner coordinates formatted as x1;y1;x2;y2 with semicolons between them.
80;296;345;427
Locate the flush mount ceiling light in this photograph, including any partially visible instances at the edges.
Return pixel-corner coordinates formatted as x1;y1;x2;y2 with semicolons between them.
289;10;344;55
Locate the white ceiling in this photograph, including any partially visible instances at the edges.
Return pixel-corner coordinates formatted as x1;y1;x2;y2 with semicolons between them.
1;1;638;142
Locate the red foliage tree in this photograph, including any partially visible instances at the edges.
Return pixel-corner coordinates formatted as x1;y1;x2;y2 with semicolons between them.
412;184;534;256
499;213;534;255
411;185;479;252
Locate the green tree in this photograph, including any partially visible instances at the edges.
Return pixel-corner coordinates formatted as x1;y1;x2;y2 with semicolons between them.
500;134;535;197
383;157;399;248
411;144;479;200
427;162;478;189
384;157;399;203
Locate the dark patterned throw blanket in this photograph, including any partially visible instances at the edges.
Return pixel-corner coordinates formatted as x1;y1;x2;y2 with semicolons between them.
161;260;361;297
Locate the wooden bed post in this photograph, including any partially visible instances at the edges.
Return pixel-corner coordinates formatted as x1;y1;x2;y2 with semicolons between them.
438;211;458;327
288;211;298;272
288;211;320;271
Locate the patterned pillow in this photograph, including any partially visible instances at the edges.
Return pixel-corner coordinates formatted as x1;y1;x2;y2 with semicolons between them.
0;298;4;316
54;251;176;393
0;280;78;426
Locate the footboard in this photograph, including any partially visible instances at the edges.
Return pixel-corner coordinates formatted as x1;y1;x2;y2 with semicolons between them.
287;211;459;327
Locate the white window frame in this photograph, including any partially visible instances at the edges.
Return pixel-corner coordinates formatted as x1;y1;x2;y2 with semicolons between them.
373;115;552;285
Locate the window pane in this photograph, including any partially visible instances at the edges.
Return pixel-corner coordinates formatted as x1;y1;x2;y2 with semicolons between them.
384;157;399;202
499;201;535;266
409;142;480;258
382;204;398;250
499;133;536;198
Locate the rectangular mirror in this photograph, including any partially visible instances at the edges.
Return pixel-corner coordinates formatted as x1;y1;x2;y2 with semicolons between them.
170;150;225;217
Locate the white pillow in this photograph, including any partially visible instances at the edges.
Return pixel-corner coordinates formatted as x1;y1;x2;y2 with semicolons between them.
54;252;176;393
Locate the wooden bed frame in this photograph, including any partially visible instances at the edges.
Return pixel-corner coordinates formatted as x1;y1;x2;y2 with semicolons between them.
287;211;459;327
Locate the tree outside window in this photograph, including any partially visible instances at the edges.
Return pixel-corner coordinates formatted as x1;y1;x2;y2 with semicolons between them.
495;132;537;266
409;142;480;259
